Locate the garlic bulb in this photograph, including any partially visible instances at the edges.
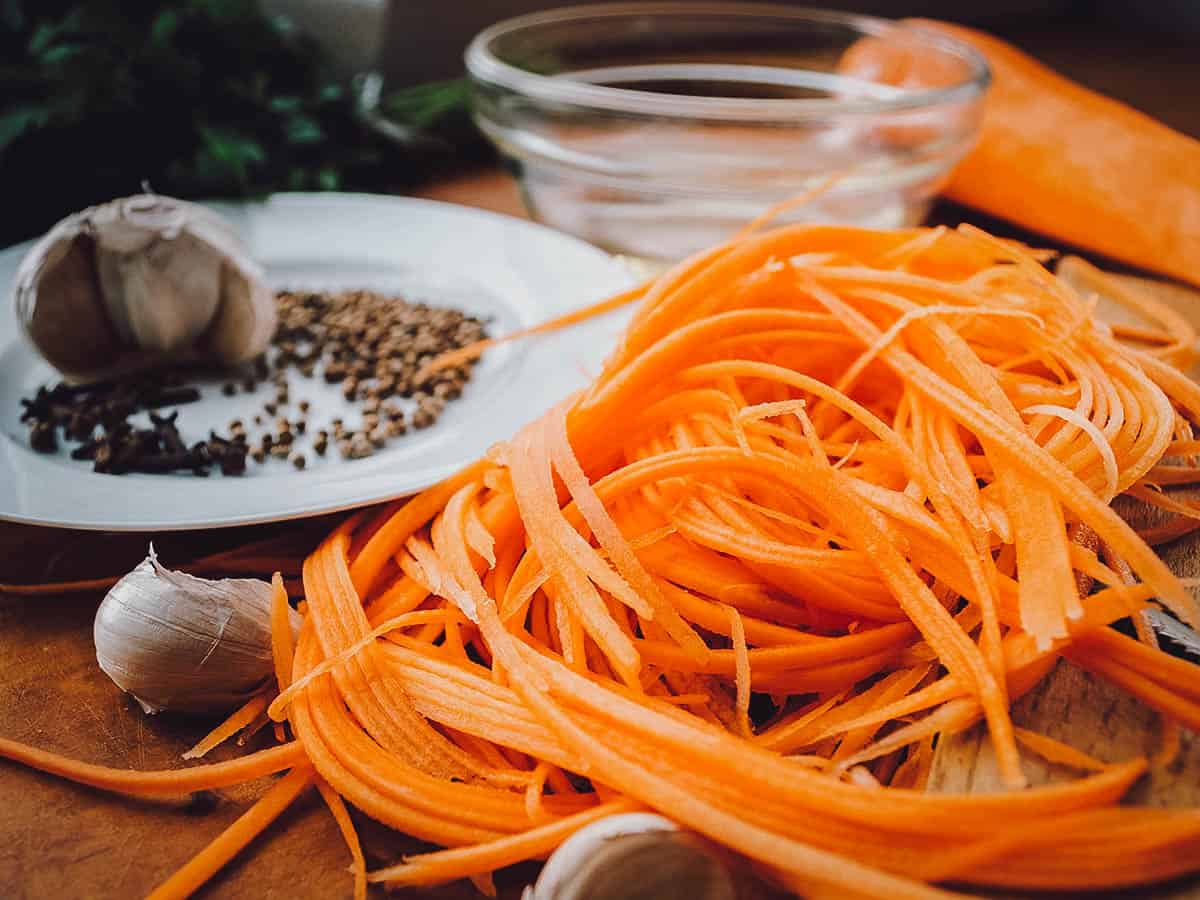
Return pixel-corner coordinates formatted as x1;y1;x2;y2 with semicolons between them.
526;813;735;900
14;193;276;381
94;548;300;714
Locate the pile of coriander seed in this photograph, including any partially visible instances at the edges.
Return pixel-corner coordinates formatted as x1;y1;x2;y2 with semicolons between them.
225;288;487;471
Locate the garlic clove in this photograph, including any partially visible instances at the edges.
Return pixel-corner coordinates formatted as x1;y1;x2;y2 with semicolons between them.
204;257;278;365
94;547;300;715
19;231;124;377
96;230;224;353
527;813;736;900
14;193;277;382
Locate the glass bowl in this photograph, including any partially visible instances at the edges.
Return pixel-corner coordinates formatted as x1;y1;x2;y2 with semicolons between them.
466;3;989;261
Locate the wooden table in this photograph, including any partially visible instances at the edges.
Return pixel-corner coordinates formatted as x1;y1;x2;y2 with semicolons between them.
3;31;1200;900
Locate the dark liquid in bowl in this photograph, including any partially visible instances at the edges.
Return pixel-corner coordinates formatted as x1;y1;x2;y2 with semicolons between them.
602;78;830;100
564;64;900;102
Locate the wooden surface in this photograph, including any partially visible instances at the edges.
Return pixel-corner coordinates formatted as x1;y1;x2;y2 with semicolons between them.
4;34;1200;900
4;195;1199;900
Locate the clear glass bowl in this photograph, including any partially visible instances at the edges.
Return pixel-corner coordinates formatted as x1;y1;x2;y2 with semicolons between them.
466;3;989;261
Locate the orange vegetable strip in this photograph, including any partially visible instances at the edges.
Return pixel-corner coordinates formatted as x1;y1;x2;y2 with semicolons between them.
146;767;313;900
417;282;647;379
727;605;752;738
505;425;641;683
0;737;305;797
1011;727;1110;773
269;609;448;721
270;572;294;691
349;460;487;597
465;505;497;568
368;799;635;886
1064;646;1200;732
182;693;272;761
314;776;368;900
543;405;706;657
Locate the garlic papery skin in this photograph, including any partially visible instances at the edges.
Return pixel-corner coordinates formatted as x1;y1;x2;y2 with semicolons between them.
94;548;300;715
14;193;277;382
525;813;735;900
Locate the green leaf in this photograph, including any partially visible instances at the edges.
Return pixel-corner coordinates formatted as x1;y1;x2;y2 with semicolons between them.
0;106;46;153
27;22;56;54
316;167;340;191
380;78;471;129
269;95;302;114
40;43;86;66
198;125;267;186
285;114;322;145
150;9;181;46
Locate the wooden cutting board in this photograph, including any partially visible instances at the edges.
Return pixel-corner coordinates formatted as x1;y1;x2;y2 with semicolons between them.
1;185;1198;898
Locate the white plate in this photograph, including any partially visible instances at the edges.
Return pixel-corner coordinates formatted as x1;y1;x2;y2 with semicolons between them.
0;193;634;531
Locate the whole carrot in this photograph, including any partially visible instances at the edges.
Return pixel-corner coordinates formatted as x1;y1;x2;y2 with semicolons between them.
845;20;1200;287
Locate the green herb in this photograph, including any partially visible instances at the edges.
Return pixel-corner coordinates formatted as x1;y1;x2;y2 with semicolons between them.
0;0;487;246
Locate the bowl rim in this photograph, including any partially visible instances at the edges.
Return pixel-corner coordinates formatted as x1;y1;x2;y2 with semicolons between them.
465;2;990;122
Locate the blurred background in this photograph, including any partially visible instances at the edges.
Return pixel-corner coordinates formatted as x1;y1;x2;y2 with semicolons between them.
378;1;1200;85
3;0;1198;246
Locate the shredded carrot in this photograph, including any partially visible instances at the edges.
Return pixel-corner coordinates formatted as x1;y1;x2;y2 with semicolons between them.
1012;727;1110;773
5;223;1200;899
0;738;304;797
315;776;367;900
270;572;294;691
1153;718;1183;769
415;283;649;381
146;767;313;900
182;693;272;761
726;605;752;738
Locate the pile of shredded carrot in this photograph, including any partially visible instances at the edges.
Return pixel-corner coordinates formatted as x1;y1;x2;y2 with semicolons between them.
5;222;1200;900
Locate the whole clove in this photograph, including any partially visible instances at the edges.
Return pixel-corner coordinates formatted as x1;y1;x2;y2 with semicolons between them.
141;386;202;409
30;420;57;452
150;412;188;456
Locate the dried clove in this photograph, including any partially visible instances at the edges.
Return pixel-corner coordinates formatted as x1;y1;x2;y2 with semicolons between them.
29;420;57;452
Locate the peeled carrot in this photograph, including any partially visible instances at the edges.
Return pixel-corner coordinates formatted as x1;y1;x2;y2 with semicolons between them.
840;20;1200;287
